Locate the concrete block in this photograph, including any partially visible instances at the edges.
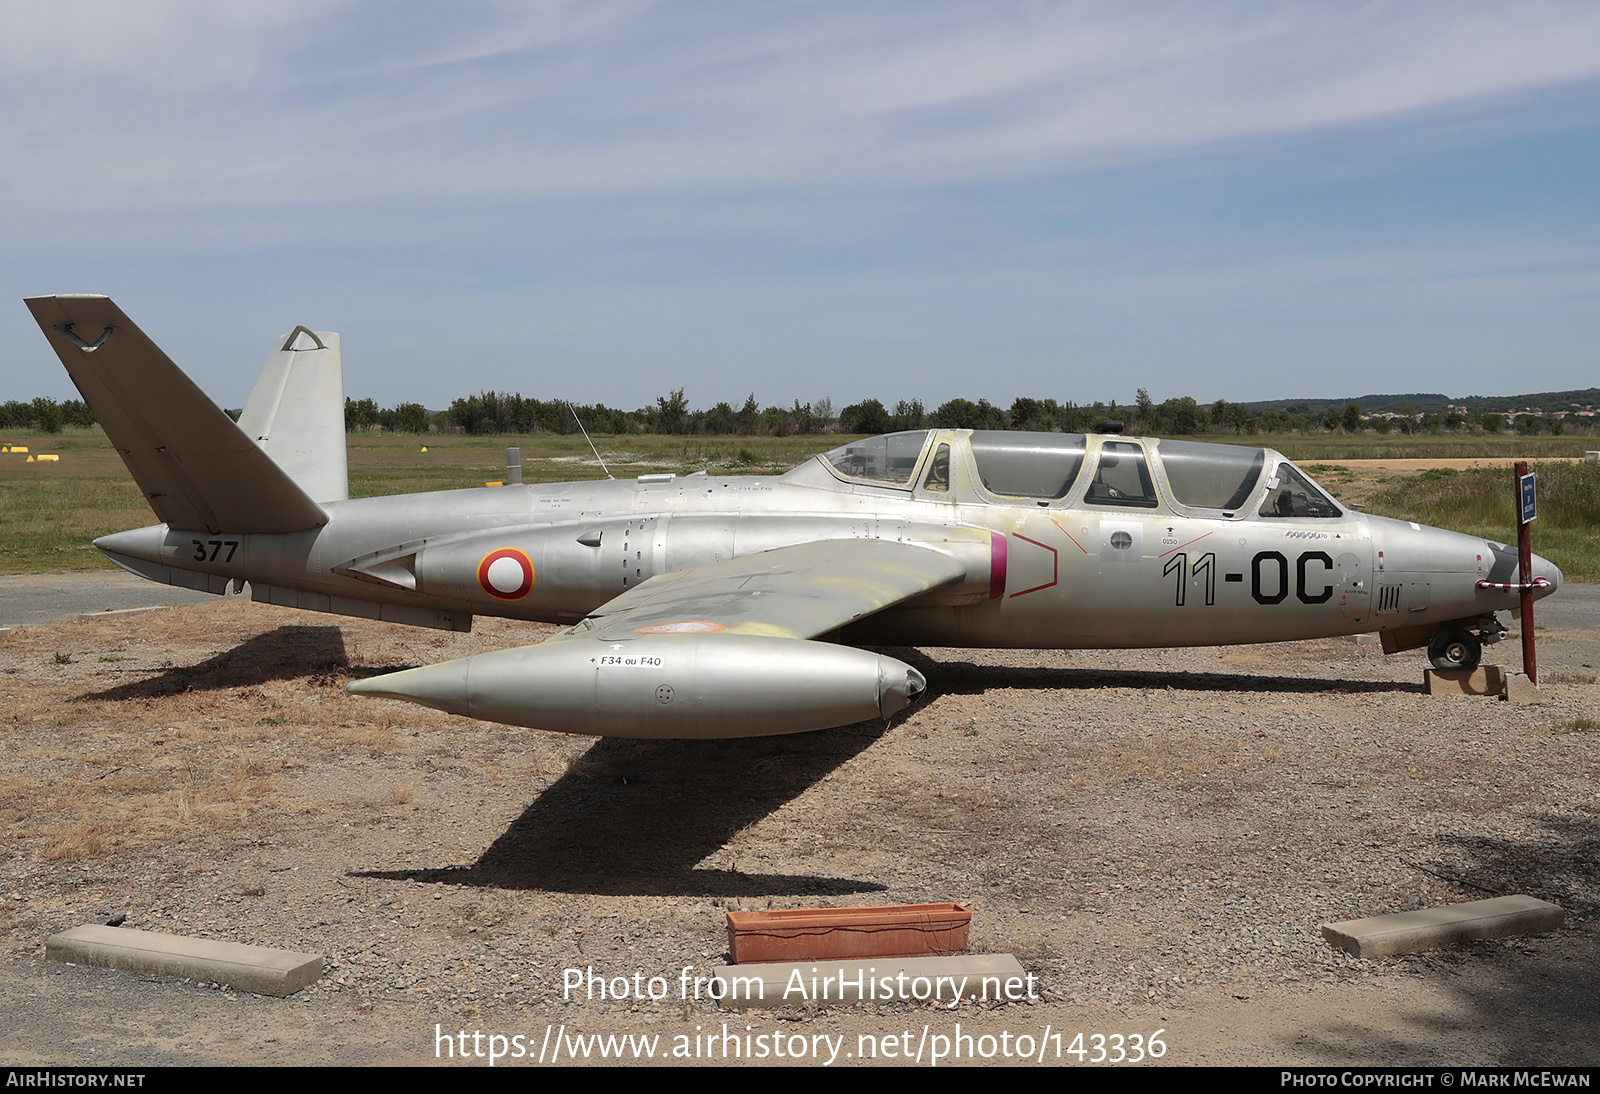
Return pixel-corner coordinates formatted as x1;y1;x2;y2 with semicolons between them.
710;953;1029;1011
1424;666;1505;697
73;606;172;622
1342;633;1382;646
45;924;322;996
1323;895;1564;958
1504;672;1544;703
1585;451;1599;465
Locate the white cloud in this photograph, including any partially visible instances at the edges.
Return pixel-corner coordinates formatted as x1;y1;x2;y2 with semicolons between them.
3;0;1599;231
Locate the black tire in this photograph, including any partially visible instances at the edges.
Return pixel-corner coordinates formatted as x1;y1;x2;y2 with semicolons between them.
1428;626;1482;670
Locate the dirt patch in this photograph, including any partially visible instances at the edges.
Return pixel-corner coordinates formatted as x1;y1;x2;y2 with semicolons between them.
1305;457;1585;511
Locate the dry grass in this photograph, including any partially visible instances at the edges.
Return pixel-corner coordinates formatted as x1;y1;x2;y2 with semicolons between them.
42;821;111;861
0;599;565;863
344;724;400;756
1546;671;1600;685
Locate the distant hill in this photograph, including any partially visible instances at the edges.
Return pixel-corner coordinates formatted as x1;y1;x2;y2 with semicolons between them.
1243;388;1600;416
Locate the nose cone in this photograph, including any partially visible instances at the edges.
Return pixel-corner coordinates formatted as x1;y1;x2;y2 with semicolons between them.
347;658;470;716
94;524;168;563
1532;553;1563;599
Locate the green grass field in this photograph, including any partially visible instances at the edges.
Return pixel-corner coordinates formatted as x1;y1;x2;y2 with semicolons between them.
0;430;833;575
1229;434;1594;462
4;428;1595;579
1360;461;1600;583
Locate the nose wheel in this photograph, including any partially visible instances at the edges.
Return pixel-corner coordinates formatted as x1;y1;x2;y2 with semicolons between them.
1428;626;1483;671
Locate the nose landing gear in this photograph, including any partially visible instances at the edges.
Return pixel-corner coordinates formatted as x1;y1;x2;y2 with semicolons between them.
1428;626;1483;671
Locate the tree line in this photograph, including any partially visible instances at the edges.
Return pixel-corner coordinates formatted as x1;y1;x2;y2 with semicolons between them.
2;389;1583;437
351;388;1583;437
358;389;1282;436
0;398;96;433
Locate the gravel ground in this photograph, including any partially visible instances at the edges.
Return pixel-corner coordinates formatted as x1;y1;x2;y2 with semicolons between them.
0;593;1595;1067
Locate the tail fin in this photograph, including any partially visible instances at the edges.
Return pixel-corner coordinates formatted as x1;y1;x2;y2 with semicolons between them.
237;327;349;503
25;295;327;535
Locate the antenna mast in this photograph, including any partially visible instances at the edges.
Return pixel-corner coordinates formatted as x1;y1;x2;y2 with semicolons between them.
569;403;613;479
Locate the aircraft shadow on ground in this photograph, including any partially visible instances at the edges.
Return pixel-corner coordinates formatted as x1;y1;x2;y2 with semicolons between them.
1433;812;1600;919
83;625;349;700
899;650;1418;697
1288;812;1599;1065
357;726;895;898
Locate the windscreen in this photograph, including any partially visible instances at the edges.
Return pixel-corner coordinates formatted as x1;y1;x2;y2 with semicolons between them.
822;431;930;485
1258;462;1343;518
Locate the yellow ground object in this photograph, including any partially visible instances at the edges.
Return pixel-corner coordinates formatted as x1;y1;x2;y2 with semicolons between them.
35;454;59;462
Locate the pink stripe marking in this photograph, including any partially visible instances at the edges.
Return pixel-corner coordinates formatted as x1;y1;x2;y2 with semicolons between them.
989;531;1007;600
1050;517;1090;554
1157;529;1215;559
1009;533;1058;597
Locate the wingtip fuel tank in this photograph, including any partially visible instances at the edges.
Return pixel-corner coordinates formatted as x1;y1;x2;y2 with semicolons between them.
347;633;926;739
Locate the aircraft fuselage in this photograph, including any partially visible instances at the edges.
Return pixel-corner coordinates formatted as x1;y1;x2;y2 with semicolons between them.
95;434;1556;655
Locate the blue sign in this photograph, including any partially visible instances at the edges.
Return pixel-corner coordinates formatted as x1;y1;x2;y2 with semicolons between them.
1520;472;1537;524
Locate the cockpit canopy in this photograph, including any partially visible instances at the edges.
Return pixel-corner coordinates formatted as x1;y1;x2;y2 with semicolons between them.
1157;440;1264;510
809;429;1342;518
968;431;1086;499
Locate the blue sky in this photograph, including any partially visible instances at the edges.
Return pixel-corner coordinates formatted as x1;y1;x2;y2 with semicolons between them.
3;2;1597;412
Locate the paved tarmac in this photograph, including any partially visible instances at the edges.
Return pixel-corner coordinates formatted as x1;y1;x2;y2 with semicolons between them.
0;571;217;627
1515;579;1600;677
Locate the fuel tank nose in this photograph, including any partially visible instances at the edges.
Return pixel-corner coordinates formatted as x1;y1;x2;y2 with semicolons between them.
880;662;927;718
346;658;470;717
908;666;927;699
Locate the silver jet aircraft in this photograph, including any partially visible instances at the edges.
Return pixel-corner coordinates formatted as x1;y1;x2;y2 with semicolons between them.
28;295;1562;738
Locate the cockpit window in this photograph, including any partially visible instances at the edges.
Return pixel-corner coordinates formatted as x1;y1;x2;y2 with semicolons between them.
1158;440;1265;511
1258;462;1343;518
923;443;951;493
969;431;1086;500
822;431;930;486
1084;441;1158;508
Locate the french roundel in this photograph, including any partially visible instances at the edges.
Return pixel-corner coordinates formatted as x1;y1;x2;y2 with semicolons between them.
476;548;534;600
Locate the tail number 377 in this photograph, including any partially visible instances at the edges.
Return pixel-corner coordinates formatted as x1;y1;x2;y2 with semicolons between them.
192;539;239;563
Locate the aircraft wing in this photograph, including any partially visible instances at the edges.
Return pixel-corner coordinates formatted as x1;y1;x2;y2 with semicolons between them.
566;537;968;641
348;538;963;737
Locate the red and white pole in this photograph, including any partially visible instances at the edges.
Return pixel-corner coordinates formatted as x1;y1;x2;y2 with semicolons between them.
1515;459;1537;685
